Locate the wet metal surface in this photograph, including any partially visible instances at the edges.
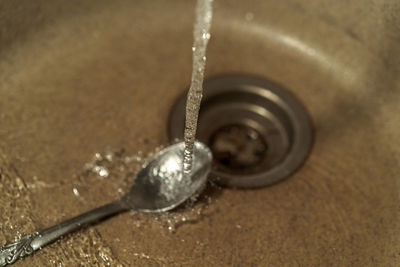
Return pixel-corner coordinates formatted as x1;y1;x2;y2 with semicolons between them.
0;0;399;265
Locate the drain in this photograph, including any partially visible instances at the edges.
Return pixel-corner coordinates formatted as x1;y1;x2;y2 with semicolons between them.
210;124;268;174
168;74;313;188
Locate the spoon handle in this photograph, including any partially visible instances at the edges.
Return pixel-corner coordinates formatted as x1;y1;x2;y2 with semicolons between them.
0;201;126;266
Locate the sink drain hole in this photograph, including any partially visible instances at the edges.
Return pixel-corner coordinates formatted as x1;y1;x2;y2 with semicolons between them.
209;124;268;174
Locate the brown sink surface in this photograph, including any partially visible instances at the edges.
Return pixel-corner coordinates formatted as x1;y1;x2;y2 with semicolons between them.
0;0;399;265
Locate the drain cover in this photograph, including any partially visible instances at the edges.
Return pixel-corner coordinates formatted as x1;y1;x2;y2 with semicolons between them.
168;75;313;188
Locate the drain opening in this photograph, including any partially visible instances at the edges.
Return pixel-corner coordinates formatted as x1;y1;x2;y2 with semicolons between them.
168;74;313;188
210;124;268;174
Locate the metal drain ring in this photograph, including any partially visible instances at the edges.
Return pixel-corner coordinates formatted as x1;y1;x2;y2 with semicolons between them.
168;74;313;188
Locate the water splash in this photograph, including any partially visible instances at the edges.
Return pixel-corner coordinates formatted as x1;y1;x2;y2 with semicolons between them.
72;188;80;197
183;0;214;175
135;199;211;234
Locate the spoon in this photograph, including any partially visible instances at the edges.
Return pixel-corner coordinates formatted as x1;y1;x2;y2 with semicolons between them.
0;141;212;266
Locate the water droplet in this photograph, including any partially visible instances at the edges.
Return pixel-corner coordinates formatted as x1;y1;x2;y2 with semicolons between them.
202;32;211;40
105;153;113;162
93;166;109;178
94;153;102;161
73;188;80;197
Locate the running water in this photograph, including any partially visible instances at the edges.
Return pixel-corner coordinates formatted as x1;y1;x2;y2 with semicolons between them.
183;0;214;175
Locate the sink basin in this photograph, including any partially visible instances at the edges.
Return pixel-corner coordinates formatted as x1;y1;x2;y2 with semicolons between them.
0;0;399;265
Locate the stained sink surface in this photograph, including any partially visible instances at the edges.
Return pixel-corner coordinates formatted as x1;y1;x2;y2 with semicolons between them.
0;0;399;266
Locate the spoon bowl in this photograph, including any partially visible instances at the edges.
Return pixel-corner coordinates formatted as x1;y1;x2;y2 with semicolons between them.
124;141;213;212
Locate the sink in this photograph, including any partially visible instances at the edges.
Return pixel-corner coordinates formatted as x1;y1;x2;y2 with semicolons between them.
0;0;399;265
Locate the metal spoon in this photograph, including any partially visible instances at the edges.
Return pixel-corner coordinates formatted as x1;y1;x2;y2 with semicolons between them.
0;141;212;266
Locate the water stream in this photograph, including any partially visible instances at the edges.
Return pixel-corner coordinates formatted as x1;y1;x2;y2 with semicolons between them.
183;0;214;175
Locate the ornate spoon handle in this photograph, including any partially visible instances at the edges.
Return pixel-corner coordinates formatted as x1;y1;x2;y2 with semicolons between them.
0;201;126;266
